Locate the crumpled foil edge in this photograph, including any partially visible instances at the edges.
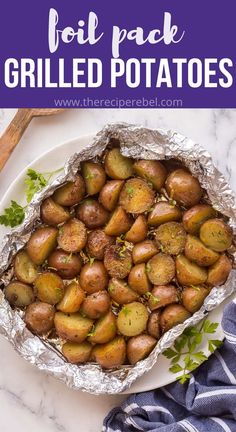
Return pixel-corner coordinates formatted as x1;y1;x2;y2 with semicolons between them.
0;122;235;395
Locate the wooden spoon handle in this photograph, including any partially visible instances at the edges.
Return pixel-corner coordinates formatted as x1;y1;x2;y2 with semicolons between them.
0;109;34;171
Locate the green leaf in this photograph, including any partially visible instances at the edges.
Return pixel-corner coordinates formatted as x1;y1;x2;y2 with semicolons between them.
177;373;191;384
208;339;223;353
169;363;183;373
163;348;177;359
192;351;208;362
174;334;188;352
25;169;48;203
203;320;218;334
0;201;25;227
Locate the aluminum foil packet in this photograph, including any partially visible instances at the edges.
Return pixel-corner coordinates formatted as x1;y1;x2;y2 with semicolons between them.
0;122;235;395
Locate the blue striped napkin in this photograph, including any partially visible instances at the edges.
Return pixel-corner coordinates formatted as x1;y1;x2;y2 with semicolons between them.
103;299;236;431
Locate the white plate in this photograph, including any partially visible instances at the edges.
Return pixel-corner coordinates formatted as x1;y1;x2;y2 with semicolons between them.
0;134;233;395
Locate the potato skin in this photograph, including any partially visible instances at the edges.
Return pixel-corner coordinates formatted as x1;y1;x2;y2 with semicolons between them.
53;175;85;206
160;304;191;332
147;253;175;285
99;180;124;211
147;311;161;339
14;250;38;284
26;227;58;265
128;263;152;295
48;250;82;279
125;215;148;243
92;336;126;369
88;311;117;344
104;245;132;279
119;178;155;214
104;206;133;236
200;219;233;252
148;285;179;311
155;222;187;255
117;302;149;337
5;281;35;307
133;160;167;191
80;290;110;319
148;202;182;227
132;240;158;265
176;255;208;286
183;204;217;234
25;302;55;335
58;219;87;253
182;286;210;313
207;254;232;286
62;342;92;363
82;162;106;195
54;312;93;342
34;272;65;305
108;278;139;304
166;169;203;207
56;281;85;313
127;334;157;365
86;230;115;260
80;261;108;294
40;198;70;226
185;235;219;267
76;199;109;229
104;148;134;180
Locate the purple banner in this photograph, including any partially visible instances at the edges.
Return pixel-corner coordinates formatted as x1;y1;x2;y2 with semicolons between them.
0;0;236;108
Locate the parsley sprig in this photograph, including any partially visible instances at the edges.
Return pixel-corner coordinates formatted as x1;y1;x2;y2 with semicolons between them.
163;319;223;384
0;167;62;228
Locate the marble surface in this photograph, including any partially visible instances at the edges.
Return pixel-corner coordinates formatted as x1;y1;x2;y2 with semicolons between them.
0;108;235;432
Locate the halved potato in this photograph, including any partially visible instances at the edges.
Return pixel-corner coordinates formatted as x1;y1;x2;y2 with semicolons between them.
62;342;92;363
117;302;149;337
34;272;65;305
54;312;93;342
80;290;110;319
200;219;233;252
155;222;187;255
104;148;134;180
99;180;124;211
80;261;108;294
82;161;106;195
76;199;109;229
148;285;179;311
56;281;85;313
119;178;155;214
40;198;70;226
127;334;157;365
104;207;132;236
183;204;217;234
14;250;38;284
125;215;148;243
207;254;232;286
165;169;203;207
25;302;55;335
148;202;182;227
104;245;132;279
185;235;219;267
92;336;126;368
88;311;117;344
133;160;167;191
48;250;82;279
5;281;35;307
128;263;151;295
147;253;175;285
26;227;58;265
53;175;85;206
176;255;208;286
182;286;210;313
147;311;161;339
160;304;191;332
58;219;87;253
132;240;158;264
86;230;115;260
108;278;139;304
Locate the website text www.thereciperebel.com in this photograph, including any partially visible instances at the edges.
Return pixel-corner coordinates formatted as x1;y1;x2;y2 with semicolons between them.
54;97;183;108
